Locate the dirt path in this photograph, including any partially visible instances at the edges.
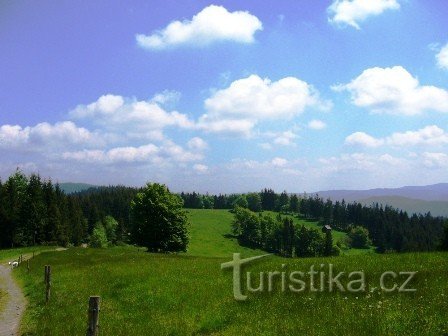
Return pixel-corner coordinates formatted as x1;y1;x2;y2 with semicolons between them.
0;248;67;336
0;263;25;336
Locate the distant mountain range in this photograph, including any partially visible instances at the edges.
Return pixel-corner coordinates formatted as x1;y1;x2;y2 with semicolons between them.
314;183;448;217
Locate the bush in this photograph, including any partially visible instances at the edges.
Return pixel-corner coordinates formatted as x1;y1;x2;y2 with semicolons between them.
89;224;108;248
348;226;371;249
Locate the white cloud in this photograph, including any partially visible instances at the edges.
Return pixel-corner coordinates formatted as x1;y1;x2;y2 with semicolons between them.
308;119;327;130
328;0;400;29
198;75;330;135
436;43;448;70
150;90;181;107
273;130;297;146
334;66;448;115
0;121;101;150
345;125;448;148
187;137;208;151
63;140;203;165
70;94;194;137
345;131;384;147
271;157;288;167
193;164;209;173
422;152;448;168
136;5;262;50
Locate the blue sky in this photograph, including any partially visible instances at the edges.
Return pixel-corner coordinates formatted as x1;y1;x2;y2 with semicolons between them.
1;0;448;193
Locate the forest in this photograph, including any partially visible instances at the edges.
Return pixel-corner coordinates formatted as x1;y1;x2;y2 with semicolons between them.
0;170;447;253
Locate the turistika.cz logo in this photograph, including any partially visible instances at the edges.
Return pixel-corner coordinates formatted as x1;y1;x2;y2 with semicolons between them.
221;253;417;301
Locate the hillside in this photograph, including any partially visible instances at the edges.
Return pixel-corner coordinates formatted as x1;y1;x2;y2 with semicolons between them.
315;183;448;202
359;196;448;217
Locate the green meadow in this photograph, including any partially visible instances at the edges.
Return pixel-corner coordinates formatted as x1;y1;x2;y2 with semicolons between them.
9;209;448;335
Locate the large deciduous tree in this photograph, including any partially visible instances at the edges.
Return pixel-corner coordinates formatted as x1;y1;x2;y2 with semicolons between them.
130;183;189;252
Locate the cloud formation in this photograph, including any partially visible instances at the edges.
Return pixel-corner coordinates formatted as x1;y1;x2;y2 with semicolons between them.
136;5;262;50
198;75;330;135
70;94;194;139
436;43;448;70
334;66;448;115
0;121;101;150
345;125;448;147
308;119;327;130
328;0;400;29
62;140;204;165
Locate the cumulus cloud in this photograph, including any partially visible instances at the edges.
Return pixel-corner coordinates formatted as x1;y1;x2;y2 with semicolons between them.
0;121;101;150
345;131;384;147
193;164;209;173
187;137;208;151
271;157;288;167
345;125;448;147
273;131;297;146
308;119;327;130
422;152;448;168
328;0;400;29
136;5;262;50
436;43;448;70
334;66;448;115
63;140;203;165
198;75;330;135
70;94;194;137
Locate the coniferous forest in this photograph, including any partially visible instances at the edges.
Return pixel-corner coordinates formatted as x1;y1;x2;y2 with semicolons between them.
0;170;447;253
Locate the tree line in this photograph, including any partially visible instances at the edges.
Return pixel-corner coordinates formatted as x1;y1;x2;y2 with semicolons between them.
1;170;447;254
232;206;338;257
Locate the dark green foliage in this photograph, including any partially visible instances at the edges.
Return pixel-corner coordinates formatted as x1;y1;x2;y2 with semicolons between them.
299;195;445;252
246;193;262;212
440;223;448;250
232;208;335;258
0;170;86;248
260;188;277;211
278;191;290;213
232;206;260;247
130;183;189;252
348;226;371;249
324;230;333;256
232;195;248;209
289;194;300;213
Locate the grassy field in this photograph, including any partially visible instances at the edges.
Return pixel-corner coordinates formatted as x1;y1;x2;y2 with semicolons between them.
0;246;59;264
187;209;265;257
8;209;448;335
187;209;371;256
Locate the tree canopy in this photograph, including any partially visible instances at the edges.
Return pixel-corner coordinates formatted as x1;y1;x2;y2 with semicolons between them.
130;183;189;252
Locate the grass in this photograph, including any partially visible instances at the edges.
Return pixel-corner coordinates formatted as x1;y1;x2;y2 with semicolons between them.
8;209;448;335
187;209;266;257
0;246;59;264
16;248;448;335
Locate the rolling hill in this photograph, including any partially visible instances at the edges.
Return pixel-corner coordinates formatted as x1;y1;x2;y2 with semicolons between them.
313;183;448;217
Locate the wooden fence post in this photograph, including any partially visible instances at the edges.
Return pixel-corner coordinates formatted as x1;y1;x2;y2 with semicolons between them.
27;259;30;272
86;296;101;336
44;265;51;303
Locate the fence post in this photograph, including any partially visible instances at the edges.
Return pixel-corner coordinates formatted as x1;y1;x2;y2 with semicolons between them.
27;259;30;272
86;296;101;336
44;265;51;303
